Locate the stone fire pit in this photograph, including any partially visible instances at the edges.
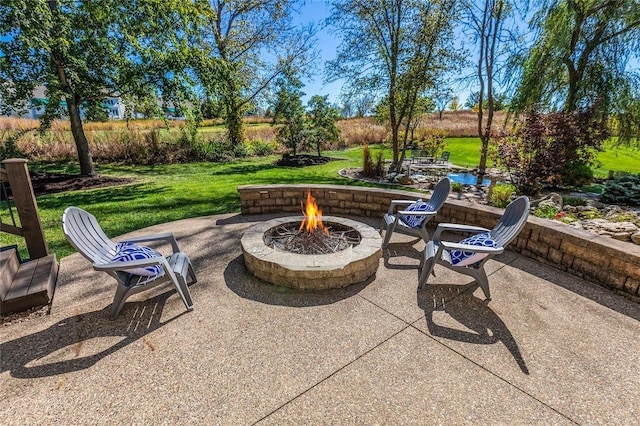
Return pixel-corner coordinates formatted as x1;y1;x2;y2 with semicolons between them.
241;216;382;290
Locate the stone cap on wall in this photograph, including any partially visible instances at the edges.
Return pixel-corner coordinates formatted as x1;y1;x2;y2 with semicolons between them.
238;184;640;298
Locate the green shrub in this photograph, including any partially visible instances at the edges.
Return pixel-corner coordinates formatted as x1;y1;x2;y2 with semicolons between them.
201;139;229;162
451;182;463;193
362;144;376;177
0;130;28;160
247;139;278;156
600;174;640;206
416;129;447;157
533;204;561;219
561;195;588;207
561;162;594;187
374;151;385;177
232;142;250;158
489;183;515;208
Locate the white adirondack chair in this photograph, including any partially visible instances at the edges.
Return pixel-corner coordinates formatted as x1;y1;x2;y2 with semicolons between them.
418;196;530;300
379;177;451;249
62;207;196;319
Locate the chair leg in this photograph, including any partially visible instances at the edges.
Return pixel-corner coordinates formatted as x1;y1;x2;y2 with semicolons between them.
418;257;436;290
174;274;194;311
188;261;197;284
419;227;430;245
382;223;396;249
470;268;491;301
111;283;133;320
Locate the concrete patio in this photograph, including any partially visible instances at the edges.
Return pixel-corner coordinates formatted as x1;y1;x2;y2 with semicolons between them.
2;212;639;424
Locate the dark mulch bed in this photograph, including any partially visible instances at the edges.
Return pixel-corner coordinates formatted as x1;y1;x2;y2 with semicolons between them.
26;171;134;197
273;154;340;167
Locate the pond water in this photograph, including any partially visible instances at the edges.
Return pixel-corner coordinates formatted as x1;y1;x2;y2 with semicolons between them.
447;172;491;186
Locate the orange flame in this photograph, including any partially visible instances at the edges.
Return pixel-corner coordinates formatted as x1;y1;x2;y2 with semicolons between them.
300;189;328;235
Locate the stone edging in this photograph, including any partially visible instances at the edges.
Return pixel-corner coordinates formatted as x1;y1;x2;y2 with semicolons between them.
237;184;640;299
241;215;382;290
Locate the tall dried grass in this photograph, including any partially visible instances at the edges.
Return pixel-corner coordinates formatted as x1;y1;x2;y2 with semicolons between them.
245;125;276;143
0;116;187;132
337;118;388;147
423;110;511;137
1;111;512;164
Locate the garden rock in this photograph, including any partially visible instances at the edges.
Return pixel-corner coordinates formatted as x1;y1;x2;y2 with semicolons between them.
632;232;640;245
532;192;563;210
574;219;639;241
397;175;415;185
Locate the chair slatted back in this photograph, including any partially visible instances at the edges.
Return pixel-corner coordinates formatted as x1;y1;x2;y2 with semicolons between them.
425;177;451;211
62;207;117;265
490;196;530;248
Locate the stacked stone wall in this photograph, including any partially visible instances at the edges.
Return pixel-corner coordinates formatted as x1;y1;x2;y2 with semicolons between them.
238;184;640;298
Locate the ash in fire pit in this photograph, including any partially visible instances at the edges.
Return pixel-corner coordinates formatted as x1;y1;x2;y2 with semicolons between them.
264;221;361;255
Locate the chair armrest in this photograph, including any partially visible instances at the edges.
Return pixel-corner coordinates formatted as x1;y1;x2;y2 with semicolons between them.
439;241;504;254
93;256;169;273
387;200;416;214
397;210;437;217
119;232;180;253
433;223;491;242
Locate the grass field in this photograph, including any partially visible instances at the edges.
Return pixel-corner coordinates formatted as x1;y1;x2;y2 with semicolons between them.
443;138;640;177
2;109;640;261
0;147;388;259
3;138;640;259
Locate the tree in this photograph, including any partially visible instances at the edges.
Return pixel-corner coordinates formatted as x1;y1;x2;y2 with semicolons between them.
511;0;640;144
492;108;609;195
201;97;222;119
326;0;460;169
449;96;462;111
307;95;340;156
192;0;316;150
0;0;194;175
466;91;509;111
430;81;455;120
340;101;354;118
340;92;377;117
272;67;307;155
462;0;515;185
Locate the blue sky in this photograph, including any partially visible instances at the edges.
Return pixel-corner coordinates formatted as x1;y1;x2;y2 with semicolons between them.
292;0;473;107
294;0;344;104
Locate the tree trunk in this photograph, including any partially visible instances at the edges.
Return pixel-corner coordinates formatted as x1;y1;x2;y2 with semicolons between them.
221;69;246;149
66;97;96;176
225;96;246;148
48;0;95;176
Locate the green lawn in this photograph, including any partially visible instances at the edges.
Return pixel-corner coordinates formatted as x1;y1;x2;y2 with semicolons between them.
444;137;640;176
198;122;273;133
0;147;379;259
2;138;638;260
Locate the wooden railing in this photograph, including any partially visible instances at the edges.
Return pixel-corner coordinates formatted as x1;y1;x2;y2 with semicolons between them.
0;159;49;259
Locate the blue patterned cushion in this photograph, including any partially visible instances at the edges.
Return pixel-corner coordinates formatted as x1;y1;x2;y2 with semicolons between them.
112;243;163;276
450;232;497;266
400;199;435;228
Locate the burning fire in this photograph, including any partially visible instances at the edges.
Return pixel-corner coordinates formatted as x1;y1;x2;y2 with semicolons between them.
300;189;328;235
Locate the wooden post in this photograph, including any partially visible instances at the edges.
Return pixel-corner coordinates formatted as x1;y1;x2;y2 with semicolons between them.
1;159;49;259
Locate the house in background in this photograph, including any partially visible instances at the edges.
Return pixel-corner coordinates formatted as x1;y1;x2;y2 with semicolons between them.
2;86;129;121
101;97;126;120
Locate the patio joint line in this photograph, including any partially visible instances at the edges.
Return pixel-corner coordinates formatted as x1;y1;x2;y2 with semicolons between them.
252;321;414;425
357;293;427;326
408;317;578;424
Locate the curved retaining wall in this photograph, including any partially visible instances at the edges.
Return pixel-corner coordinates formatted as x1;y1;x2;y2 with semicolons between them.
238;184;640;299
